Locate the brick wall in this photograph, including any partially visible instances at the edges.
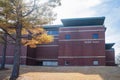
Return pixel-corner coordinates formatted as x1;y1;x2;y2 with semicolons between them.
58;26;106;66
105;49;115;66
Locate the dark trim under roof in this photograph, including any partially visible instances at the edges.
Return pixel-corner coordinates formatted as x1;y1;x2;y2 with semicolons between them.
43;25;63;30
61;17;105;27
105;43;115;50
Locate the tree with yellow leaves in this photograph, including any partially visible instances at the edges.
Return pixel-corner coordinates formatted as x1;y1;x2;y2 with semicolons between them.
0;0;61;80
21;27;54;48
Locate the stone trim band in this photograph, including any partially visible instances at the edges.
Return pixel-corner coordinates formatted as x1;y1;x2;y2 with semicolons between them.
59;39;105;41
58;56;105;58
59;29;105;33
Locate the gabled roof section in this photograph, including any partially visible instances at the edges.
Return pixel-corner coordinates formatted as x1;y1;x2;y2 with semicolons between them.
105;43;115;50
61;17;105;27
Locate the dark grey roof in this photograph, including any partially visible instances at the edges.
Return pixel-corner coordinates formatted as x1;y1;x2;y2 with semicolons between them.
61;17;105;27
105;43;115;50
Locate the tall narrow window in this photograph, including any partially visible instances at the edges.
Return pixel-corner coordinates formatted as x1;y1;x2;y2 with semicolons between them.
92;34;99;39
65;34;71;39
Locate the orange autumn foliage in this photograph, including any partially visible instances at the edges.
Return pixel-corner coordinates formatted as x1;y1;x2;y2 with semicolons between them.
21;27;53;48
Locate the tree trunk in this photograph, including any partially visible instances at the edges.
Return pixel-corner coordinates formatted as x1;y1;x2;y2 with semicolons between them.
10;23;22;80
0;33;7;69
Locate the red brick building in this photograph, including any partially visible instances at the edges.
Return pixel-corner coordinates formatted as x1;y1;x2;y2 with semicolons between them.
0;17;115;66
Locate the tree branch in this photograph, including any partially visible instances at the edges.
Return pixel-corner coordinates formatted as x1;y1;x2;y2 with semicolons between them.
0;28;16;41
23;0;36;17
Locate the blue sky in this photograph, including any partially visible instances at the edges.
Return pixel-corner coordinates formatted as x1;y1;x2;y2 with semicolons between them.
53;0;120;55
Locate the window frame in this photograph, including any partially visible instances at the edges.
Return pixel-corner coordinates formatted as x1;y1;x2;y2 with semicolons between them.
93;60;99;65
65;34;71;39
64;61;70;65
92;33;99;39
47;30;59;35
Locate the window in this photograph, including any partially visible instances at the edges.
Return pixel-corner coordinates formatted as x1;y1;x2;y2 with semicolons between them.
43;61;58;66
47;31;59;35
92;34;99;39
93;61;99;65
65;61;70;65
65;34;71;39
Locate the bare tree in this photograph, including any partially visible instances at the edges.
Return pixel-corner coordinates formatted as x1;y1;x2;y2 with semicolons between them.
116;54;120;66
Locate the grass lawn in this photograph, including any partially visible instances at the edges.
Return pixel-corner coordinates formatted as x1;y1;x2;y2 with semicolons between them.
0;65;120;80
